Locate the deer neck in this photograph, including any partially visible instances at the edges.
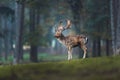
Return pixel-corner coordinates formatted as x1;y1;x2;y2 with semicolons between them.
56;33;66;44
57;33;65;40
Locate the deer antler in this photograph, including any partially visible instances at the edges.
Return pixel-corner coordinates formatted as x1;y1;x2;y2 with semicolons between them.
64;19;71;30
55;19;71;32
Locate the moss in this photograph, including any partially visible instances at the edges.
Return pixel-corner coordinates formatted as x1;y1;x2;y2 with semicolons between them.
0;56;120;80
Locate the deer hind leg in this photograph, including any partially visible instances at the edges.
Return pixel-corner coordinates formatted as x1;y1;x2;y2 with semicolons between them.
68;47;72;60
81;45;87;59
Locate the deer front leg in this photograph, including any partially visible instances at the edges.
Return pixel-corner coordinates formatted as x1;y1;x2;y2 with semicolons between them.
68;47;72;60
81;45;87;59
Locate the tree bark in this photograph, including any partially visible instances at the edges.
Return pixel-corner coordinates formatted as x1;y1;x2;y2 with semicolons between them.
110;0;117;54
106;39;110;56
4;16;9;61
96;37;101;57
14;1;19;64
14;0;25;64
92;39;97;57
30;46;38;62
110;0;120;55
116;0;120;54
18;0;25;61
0;15;2;60
29;8;38;62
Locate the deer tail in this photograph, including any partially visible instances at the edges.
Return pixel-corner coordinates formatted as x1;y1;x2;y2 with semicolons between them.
85;37;88;44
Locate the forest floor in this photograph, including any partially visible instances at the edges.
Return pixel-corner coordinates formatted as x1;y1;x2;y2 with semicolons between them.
0;53;79;63
0;56;120;80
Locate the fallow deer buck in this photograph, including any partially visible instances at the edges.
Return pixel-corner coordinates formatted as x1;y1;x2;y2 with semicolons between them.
54;19;88;60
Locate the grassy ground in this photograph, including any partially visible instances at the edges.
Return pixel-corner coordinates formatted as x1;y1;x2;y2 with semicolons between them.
0;53;78;63
0;56;120;80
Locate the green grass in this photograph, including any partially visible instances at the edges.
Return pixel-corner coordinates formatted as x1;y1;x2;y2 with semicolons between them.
0;53;78;63
0;56;120;80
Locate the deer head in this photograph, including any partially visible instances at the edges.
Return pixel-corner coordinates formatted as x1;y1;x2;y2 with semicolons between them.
54;19;71;38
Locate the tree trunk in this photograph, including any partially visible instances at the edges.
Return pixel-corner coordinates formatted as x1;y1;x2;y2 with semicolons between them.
110;0;120;55
106;39;110;56
18;1;25;61
110;0;117;54
116;0;120;54
96;37;101;57
14;2;19;64
30;46;38;62
92;39;97;57
0;15;4;61
14;0;25;64
2;15;10;61
29;8;38;62
92;37;101;57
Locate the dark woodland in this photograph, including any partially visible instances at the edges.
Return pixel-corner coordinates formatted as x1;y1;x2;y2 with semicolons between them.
0;0;120;63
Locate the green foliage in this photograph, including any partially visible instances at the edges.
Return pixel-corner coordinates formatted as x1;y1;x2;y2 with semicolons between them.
84;0;111;39
26;0;51;10
23;25;48;46
0;56;120;80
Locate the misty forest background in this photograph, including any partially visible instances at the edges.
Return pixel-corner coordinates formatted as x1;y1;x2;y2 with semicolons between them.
0;0;120;64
